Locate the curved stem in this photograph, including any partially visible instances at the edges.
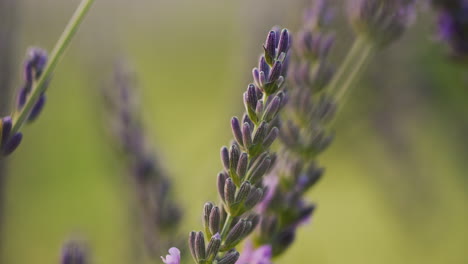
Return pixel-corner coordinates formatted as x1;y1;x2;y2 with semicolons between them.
220;214;234;240
10;0;95;135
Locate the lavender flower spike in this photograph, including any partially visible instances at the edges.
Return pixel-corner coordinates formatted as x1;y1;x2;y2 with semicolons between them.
188;27;291;264
432;0;468;60
349;0;416;47
236;241;272;264
104;63;182;256
61;240;87;264
161;247;181;264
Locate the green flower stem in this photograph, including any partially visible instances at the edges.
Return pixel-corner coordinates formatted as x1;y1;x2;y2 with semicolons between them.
333;37;374;103
220;214;234;240
10;0;95;136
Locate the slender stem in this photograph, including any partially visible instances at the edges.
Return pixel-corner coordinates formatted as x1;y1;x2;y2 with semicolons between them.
334;40;374;102
326;36;365;96
10;0;95;135
220;214;234;240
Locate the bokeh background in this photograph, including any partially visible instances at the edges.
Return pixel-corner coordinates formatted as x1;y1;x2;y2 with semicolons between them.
1;0;468;263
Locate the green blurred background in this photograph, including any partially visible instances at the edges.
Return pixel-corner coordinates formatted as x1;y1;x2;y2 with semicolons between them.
1;0;468;263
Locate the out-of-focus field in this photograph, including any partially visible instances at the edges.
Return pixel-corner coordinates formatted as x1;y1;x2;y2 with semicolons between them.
1;0;468;263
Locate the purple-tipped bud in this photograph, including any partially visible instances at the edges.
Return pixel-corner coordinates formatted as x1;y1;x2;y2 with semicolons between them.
194;231;206;262
1;116;13;146
247;84;258;110
229;144;240;174
224;178;236;211
259;56;270;77
277;29;290;55
28;94;46;122
249;157;271;185
236;181;251;204
218;250;240;264
221;146;230;171
242;122;253;149
236;152;248;180
224;219;247;248
263;96;281;122
17;87;28;109
264;31;277;65
209;207;221;235
61;240;87;264
268;61;283;83
255;100;264;117
252;68;261;87
245;188;264;210
218;172;228;202
253;121;269;145
206;234;222;262
2;133;22;156
231;117;244;147
189;231;197;262
263;127;279;149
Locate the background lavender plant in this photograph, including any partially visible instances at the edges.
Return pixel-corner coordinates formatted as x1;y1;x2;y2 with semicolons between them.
248;0;417;258
432;0;468;60
103;64;182;258
0;0;18;251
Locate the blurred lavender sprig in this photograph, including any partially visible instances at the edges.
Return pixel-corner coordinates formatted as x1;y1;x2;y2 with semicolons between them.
0;48;48;156
432;0;468;60
0;0;95;157
246;0;417;259
249;1;336;257
178;27;291;264
104;64;182;256
60;240;88;264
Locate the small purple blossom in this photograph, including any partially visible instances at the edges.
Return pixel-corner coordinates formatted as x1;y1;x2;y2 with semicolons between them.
237;241;273;264
161;247;181;264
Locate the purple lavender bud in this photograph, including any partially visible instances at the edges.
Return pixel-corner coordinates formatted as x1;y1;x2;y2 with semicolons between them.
264;31;277;65
277;29;290;55
259;71;267;89
259;56;270;78
17;86;28;109
242;122;253;150
263;96;281;122
235;181;251;205
247;84;258;110
229;144;240;176
3;132;22;156
209;207;221;235
231;117;244;147
224;178;236;210
224;219;247;248
203;202;214;236
249;157;271;185
252;68;261;87
218;250;240;264
221;146;230;171
236;152;248;180
218;172;228;202
263;127;279;149
206;233;221;262
242;114;254;129
1;116;13;146
245;187;264;210
189;231;197;262
268;61;282;83
28;94;46;122
61;240;87;264
253;121;269;145
194;231;206;262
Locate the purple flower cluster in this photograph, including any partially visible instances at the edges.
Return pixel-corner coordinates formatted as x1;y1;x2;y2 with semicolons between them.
61;240;87;264
249;0;336;257
0;48;49;157
104;64;181;256
433;0;468;59
349;0;416;46
175;27;291;264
